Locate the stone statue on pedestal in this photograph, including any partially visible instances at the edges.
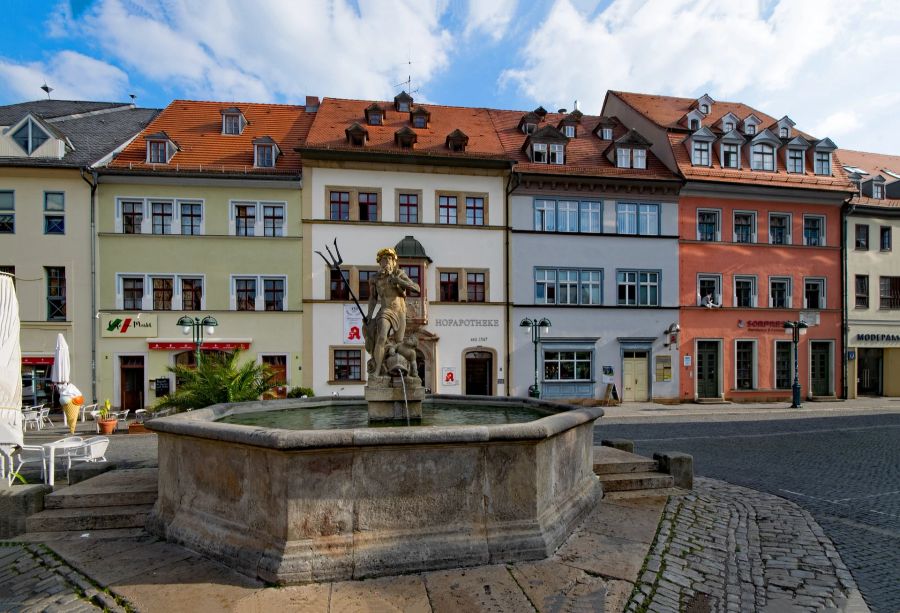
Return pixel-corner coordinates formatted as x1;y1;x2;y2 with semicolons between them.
363;247;420;377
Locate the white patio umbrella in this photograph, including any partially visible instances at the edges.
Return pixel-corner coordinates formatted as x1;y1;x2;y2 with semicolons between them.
0;273;23;447
50;333;71;385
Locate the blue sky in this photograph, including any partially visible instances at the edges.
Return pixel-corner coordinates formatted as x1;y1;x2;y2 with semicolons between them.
2;0;899;153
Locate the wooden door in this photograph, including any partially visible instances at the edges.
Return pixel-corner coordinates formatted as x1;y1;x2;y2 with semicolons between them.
464;351;492;396
857;348;883;396
622;351;649;401
696;342;719;399
810;342;831;396
261;355;288;398
120;356;144;410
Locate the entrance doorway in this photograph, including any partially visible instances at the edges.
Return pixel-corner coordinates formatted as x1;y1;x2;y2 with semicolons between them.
622;351;649;401
857;348;883;395
696;341;719;399
119;356;145;411
810;342;832;396
464;351;492;395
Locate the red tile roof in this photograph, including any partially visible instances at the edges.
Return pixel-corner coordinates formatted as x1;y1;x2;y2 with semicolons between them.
610;91;854;193
612;90;781;132
109;100;311;175
303;98;507;160
488;109;678;180
840;148;900;208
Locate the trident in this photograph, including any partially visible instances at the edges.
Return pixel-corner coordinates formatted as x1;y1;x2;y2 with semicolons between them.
315;238;369;324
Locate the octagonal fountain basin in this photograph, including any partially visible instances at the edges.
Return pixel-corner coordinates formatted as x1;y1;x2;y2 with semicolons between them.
146;395;604;585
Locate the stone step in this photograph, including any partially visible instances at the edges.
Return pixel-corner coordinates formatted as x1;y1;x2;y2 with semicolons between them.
26;504;153;533
598;472;675;493
44;467;158;509
603;487;688;500
593;446;658;475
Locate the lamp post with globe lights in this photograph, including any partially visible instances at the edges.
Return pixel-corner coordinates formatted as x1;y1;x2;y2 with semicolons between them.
177;315;218;365
520;317;551;398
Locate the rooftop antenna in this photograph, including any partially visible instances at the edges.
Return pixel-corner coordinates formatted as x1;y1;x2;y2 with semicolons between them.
129;94;137;105
393;50;418;95
41;82;54;99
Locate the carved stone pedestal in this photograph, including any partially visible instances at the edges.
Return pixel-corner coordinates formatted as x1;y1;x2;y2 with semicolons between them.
365;375;426;421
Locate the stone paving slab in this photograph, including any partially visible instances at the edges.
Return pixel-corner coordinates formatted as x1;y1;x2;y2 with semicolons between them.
232;583;332;613
510;559;606;612
424;564;535;612
331;574;431;612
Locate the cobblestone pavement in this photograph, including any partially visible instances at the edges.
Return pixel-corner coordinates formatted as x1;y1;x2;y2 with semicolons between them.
600;412;900;612
0;543;128;612
626;479;863;613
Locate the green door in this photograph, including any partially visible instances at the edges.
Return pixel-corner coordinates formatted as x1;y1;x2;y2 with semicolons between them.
696;341;719;398
810;342;831;396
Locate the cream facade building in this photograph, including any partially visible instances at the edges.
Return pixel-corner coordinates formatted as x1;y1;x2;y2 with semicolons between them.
841;149;900;398
95;100;311;410
0;100;157;405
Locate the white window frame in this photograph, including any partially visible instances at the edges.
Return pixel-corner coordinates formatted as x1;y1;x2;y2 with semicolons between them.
768;276;792;309
147;140;169;164
692;140;711;166
697;274;722;306
534;199;556;231
803;277;826;310
115;198;150;234
733;339;758;390
601;127;613;140
768;212;792;245
733;275;758;308
549;143;564;165
532;142;547;163
223;114;242;135
116;273;206;311
148;274;176;311
696;208;722;241
149;199;175;235
633;148;647;169
228;200;287;237
12;118;50;155
563;125;575;138
814;151;832;175
177;199;205;236
178;275;207;311
786;148;804;173
230;274;287;311
732;210;757;243
116;274;146;311
254;144;276;168
616;147;631;168
873;183;884;199
803;215;825;247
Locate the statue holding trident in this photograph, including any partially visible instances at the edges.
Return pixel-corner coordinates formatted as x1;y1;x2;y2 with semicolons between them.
364;247;420;376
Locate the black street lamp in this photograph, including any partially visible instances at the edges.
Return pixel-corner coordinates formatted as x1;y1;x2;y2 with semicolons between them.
783;320;808;408
178;315;218;365
520;317;551;398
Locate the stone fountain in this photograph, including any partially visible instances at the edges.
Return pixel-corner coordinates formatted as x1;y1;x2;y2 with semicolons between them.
145;245;603;585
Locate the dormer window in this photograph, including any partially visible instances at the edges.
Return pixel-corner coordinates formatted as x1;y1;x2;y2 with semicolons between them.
743;115;760;136
446;129;469;153
345;122;368;146
410;106;430;129
746;125;756;135
751;143;775;171
364;104;384;126
221;107;246;135
633;149;647;169
563;125;575;138
722;144;739;168
873;184;884;199
601;127;613;140
780;127;789;138
690;119;700;130
394;91;413;113
394;127;417;149
725;122;734;132
787;149;804;173
252;136;279;168
12;118;49;154
523;123;536;135
616;148;631;168
148;141;167;163
815;151;831;175
692;141;710;166
549;143;564;164
532;143;547;163
700;104;709;114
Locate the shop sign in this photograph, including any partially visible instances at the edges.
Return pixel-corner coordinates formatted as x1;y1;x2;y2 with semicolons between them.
737;320;785;331
855;333;900;342
22;356;54;365
148;341;251;350
343;304;364;345
434;319;500;328
101;314;158;337
442;367;458;385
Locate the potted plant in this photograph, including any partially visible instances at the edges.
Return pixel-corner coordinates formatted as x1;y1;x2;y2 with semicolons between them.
98;398;118;435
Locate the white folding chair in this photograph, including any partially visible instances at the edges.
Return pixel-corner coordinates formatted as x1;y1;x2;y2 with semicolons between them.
65;437;110;478
1;444;47;486
134;409;148;423
22;410;41;431
39;407;54;428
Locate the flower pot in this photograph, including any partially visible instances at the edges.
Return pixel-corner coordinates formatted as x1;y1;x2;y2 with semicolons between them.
98;418;118;435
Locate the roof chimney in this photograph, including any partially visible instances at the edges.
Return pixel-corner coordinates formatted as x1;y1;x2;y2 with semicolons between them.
305;96;320;113
574;99;579;111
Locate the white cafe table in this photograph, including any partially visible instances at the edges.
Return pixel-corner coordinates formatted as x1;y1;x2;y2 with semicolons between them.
42;438;83;486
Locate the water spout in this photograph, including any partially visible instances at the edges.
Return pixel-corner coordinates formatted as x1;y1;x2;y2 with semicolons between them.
398;375;410;426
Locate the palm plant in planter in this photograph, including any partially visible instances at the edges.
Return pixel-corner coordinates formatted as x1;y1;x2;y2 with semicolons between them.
98;398;117;434
155;350;276;412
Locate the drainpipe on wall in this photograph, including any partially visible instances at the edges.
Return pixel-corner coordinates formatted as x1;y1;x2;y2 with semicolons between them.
504;169;520;396
80;168;98;403
840;197;856;400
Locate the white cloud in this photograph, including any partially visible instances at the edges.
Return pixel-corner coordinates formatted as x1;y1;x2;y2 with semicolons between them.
464;0;517;42
74;0;453;103
500;0;900;153
0;51;129;101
